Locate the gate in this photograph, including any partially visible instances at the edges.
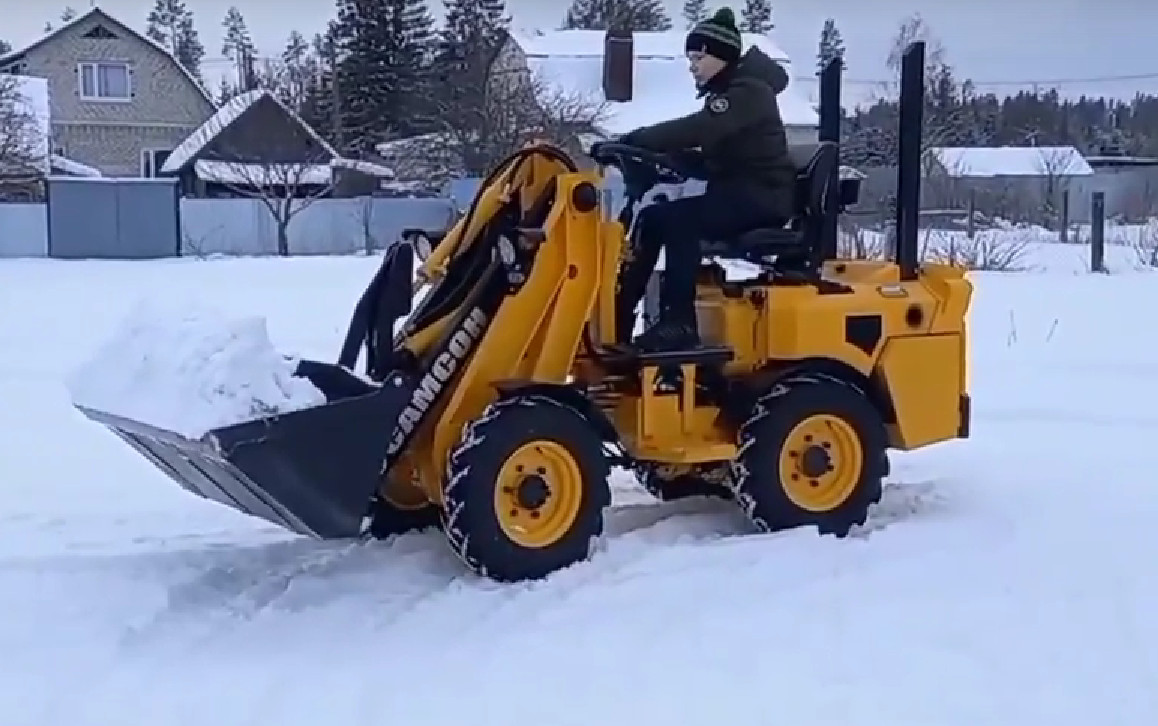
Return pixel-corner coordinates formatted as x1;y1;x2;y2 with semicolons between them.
47;177;180;259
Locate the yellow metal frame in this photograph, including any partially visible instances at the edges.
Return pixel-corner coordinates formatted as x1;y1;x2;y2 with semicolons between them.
378;141;974;507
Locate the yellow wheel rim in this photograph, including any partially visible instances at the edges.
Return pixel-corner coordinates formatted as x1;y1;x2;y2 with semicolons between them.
778;414;863;513
495;440;584;549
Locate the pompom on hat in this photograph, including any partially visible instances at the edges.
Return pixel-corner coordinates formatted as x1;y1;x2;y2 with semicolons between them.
685;7;743;64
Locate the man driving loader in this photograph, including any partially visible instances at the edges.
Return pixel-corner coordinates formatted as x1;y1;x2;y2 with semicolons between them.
599;7;797;352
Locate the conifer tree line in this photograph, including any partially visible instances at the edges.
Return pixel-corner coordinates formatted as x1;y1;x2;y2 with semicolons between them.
819;16;1158;162
4;3;1157;167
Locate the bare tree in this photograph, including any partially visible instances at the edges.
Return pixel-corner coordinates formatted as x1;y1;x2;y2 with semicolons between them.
428;65;607;176
0;75;45;196
1035;146;1079;229
214;156;333;256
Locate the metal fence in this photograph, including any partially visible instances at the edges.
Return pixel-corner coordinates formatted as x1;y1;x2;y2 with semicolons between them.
856;165;1158;225
0;179;460;259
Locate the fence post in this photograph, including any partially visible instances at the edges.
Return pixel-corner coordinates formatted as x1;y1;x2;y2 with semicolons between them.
1090;191;1105;273
966;189;975;239
1059;189;1069;243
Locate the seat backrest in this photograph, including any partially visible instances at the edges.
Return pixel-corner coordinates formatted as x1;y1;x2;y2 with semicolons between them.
787;143;820;169
793;141;838;218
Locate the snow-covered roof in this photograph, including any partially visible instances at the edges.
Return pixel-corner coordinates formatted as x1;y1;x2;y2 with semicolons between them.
193;160;334;186
509;29;819;135
929;146;1094;178
50;154;101;177
161;89;338;175
3;75;50;174
0;7;214;105
330;157;395;178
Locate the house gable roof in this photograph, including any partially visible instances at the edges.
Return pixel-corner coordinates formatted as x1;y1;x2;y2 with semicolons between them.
929;146;1094;178
0;6;214;105
160;89;338;174
508;29;819;135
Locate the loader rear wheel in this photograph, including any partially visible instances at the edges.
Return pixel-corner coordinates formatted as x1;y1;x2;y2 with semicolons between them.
730;374;886;536
635;462;734;502
442;395;611;582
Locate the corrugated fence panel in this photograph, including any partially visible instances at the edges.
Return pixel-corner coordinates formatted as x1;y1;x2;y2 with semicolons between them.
180;197;459;256
46;178;180;259
0;204;48;257
180;199;273;256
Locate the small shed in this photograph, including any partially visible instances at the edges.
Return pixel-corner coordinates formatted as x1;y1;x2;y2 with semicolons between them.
158;90;390;198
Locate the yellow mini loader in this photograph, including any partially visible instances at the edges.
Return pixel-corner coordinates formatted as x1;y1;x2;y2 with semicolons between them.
75;42;972;582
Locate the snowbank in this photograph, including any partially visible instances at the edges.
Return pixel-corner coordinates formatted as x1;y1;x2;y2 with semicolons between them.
67;302;326;439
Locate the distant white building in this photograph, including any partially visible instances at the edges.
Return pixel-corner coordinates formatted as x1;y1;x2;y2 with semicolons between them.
923;145;1096;224
500;28;820;146
926;146;1093;179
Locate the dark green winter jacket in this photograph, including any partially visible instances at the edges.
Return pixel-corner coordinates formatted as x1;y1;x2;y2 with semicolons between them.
622;46;797;219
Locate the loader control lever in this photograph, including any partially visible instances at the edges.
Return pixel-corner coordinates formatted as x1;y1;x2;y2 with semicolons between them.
588;142;688;186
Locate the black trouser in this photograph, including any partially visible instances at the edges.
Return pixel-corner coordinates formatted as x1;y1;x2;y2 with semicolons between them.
623;184;789;326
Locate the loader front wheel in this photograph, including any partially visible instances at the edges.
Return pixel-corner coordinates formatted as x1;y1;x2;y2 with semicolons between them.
442;395;611;582
730;375;886;536
367;493;441;539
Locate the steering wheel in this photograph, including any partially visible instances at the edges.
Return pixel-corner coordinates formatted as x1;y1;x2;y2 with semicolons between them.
589;142;688;187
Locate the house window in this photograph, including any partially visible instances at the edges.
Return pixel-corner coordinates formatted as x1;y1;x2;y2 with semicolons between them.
140;149;172;177
78;61;131;101
82;25;119;39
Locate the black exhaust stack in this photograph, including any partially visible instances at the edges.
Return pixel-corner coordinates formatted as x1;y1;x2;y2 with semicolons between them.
895;41;925;281
817;56;843;261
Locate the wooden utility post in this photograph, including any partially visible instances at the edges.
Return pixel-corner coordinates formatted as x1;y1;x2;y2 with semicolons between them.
1090;191;1105;272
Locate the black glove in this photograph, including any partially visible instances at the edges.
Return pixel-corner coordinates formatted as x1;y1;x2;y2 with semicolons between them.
617;130;641;147
667;149;708;179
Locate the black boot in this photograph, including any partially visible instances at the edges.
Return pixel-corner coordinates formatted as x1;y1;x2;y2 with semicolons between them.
633;302;700;352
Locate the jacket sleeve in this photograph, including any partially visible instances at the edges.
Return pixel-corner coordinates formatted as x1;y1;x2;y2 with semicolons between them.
625;79;765;152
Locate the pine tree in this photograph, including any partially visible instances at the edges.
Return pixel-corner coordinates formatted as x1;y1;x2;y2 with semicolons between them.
278;31;315;111
332;0;437;152
682;0;707;29
299;27;341;147
562;0;672;32
816;18;845;76
221;7;257;90
740;0;773;34
145;0;205;82
0;39;10;55
432;0;512;171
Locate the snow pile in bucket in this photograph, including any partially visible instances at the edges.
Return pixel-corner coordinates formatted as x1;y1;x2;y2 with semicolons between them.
67;301;327;439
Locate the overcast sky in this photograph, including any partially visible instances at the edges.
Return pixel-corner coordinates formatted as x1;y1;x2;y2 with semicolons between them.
4;0;1156;103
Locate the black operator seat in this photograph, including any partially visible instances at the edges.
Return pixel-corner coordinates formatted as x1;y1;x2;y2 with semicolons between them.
699;141;838;263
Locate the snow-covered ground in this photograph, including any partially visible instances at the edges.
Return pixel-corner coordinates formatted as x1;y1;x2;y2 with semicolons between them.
2;235;1157;725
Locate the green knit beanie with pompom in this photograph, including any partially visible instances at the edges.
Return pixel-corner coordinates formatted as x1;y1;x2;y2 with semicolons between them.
686;7;742;64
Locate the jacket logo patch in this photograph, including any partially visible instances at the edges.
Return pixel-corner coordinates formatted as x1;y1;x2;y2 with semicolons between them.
709;96;729;113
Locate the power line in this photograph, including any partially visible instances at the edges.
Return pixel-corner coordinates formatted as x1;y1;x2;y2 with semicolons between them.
792;71;1158;87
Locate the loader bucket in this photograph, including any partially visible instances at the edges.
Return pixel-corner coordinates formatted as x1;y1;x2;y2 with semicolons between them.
72;241;422;540
75;363;409;539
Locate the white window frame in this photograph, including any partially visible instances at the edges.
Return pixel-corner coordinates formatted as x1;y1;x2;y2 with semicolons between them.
78;61;132;102
140;148;172;177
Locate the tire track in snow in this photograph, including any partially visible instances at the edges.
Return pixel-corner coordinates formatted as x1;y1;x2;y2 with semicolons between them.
114;477;950;650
